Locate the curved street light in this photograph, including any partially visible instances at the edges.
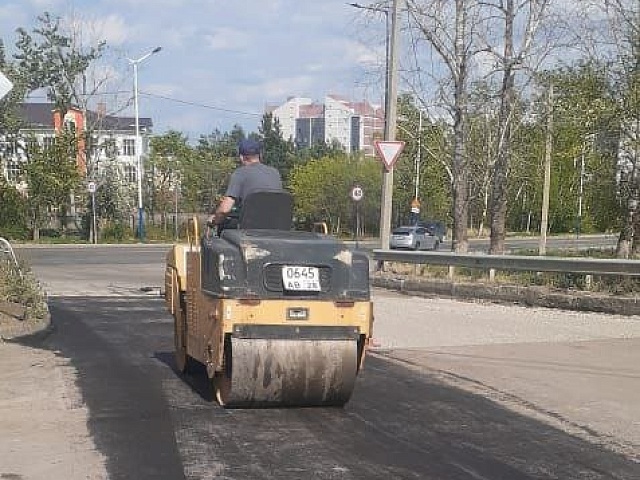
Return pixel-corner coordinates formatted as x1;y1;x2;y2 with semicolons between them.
127;46;162;241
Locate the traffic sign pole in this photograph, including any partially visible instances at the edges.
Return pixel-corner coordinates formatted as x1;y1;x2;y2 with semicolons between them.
350;185;364;249
88;182;97;244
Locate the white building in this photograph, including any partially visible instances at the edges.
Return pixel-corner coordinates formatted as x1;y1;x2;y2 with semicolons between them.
267;95;384;156
0;102;153;186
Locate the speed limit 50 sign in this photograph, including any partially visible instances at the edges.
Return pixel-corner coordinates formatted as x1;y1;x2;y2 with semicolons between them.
350;185;364;202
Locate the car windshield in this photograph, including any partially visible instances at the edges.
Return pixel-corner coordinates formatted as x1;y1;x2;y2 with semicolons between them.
392;228;412;235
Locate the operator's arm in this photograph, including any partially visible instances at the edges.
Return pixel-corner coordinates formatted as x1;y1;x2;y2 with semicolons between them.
211;196;236;225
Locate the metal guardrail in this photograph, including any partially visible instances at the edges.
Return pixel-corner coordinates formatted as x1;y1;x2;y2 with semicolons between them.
372;249;640;277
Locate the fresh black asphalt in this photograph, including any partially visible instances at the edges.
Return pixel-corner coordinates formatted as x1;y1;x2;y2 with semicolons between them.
17;296;639;479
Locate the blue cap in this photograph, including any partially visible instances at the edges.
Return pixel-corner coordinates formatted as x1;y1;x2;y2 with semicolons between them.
238;138;262;156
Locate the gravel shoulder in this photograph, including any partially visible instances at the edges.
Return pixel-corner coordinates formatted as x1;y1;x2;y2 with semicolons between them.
371;287;640;460
0;340;107;479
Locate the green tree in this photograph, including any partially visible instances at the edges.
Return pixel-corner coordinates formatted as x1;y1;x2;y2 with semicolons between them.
12;12;105;113
24;131;81;240
296;139;345;162
289;154;381;236
0;40;28;135
182;131;238;214
0;179;28;239
91;153;136;240
395;96;452;229
545;65;619;234
148;131;193;233
258;112;296;182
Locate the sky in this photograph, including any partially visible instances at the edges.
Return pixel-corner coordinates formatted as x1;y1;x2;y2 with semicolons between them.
0;0;387;140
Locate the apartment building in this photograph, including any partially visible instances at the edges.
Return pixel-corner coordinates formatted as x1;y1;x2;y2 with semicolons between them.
0;102;153;186
268;95;384;156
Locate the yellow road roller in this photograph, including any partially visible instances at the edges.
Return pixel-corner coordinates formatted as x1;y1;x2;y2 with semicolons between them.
164;191;373;407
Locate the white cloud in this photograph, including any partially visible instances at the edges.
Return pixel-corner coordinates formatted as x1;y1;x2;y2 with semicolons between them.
473;50;499;80
75;14;129;46
233;75;316;103
153;25;197;50
338;40;381;66
105;0;190;8
145;82;178;97
26;0;63;8
203;27;251;52
305;63;325;73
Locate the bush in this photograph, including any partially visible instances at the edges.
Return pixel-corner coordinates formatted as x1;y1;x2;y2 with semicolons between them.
39;228;61;238
101;221;133;242
0;182;28;240
0;224;29;241
0;260;48;320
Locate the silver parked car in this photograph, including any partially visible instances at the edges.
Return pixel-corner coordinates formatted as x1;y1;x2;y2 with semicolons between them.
389;225;440;250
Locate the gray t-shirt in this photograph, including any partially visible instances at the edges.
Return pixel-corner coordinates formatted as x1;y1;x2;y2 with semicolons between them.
224;162;283;206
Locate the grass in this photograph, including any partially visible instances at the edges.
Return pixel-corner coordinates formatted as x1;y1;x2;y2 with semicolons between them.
0;260;48;320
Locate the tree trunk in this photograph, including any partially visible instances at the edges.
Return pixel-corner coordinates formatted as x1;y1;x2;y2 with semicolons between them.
631;208;639;256
478;181;489;237
451;0;469;253
617;145;639;258
616;214;634;259
489;0;515;255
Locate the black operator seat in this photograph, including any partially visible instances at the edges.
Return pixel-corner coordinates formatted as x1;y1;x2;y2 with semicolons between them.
238;190;293;231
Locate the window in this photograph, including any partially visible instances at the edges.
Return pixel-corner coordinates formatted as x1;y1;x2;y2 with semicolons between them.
64;119;76;134
6;160;22;182
3;141;17;156
87;136;99;158
124;165;137;183
123;138;136;156
43;136;55;150
26;138;38;154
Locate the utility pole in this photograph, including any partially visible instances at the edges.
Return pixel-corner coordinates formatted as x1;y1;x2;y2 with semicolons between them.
379;0;401;250
539;83;553;255
576;142;585;238
414;108;422;200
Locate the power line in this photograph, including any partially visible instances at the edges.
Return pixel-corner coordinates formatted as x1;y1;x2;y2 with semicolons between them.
139;91;263;117
26;90;264;118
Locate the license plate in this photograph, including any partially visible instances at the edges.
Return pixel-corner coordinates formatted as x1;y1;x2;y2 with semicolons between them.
282;266;321;291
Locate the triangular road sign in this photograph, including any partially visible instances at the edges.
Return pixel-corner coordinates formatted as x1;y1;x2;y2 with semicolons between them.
0;70;13;101
374;140;405;171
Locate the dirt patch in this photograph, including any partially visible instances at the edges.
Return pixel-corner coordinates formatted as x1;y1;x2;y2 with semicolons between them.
0;341;107;479
0;310;50;340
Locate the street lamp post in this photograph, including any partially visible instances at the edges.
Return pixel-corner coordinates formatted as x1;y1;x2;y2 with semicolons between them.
575;133;595;239
128;46;161;241
414;108;422;201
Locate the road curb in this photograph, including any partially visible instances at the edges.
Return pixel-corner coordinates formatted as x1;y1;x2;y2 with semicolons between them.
372;274;640;316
